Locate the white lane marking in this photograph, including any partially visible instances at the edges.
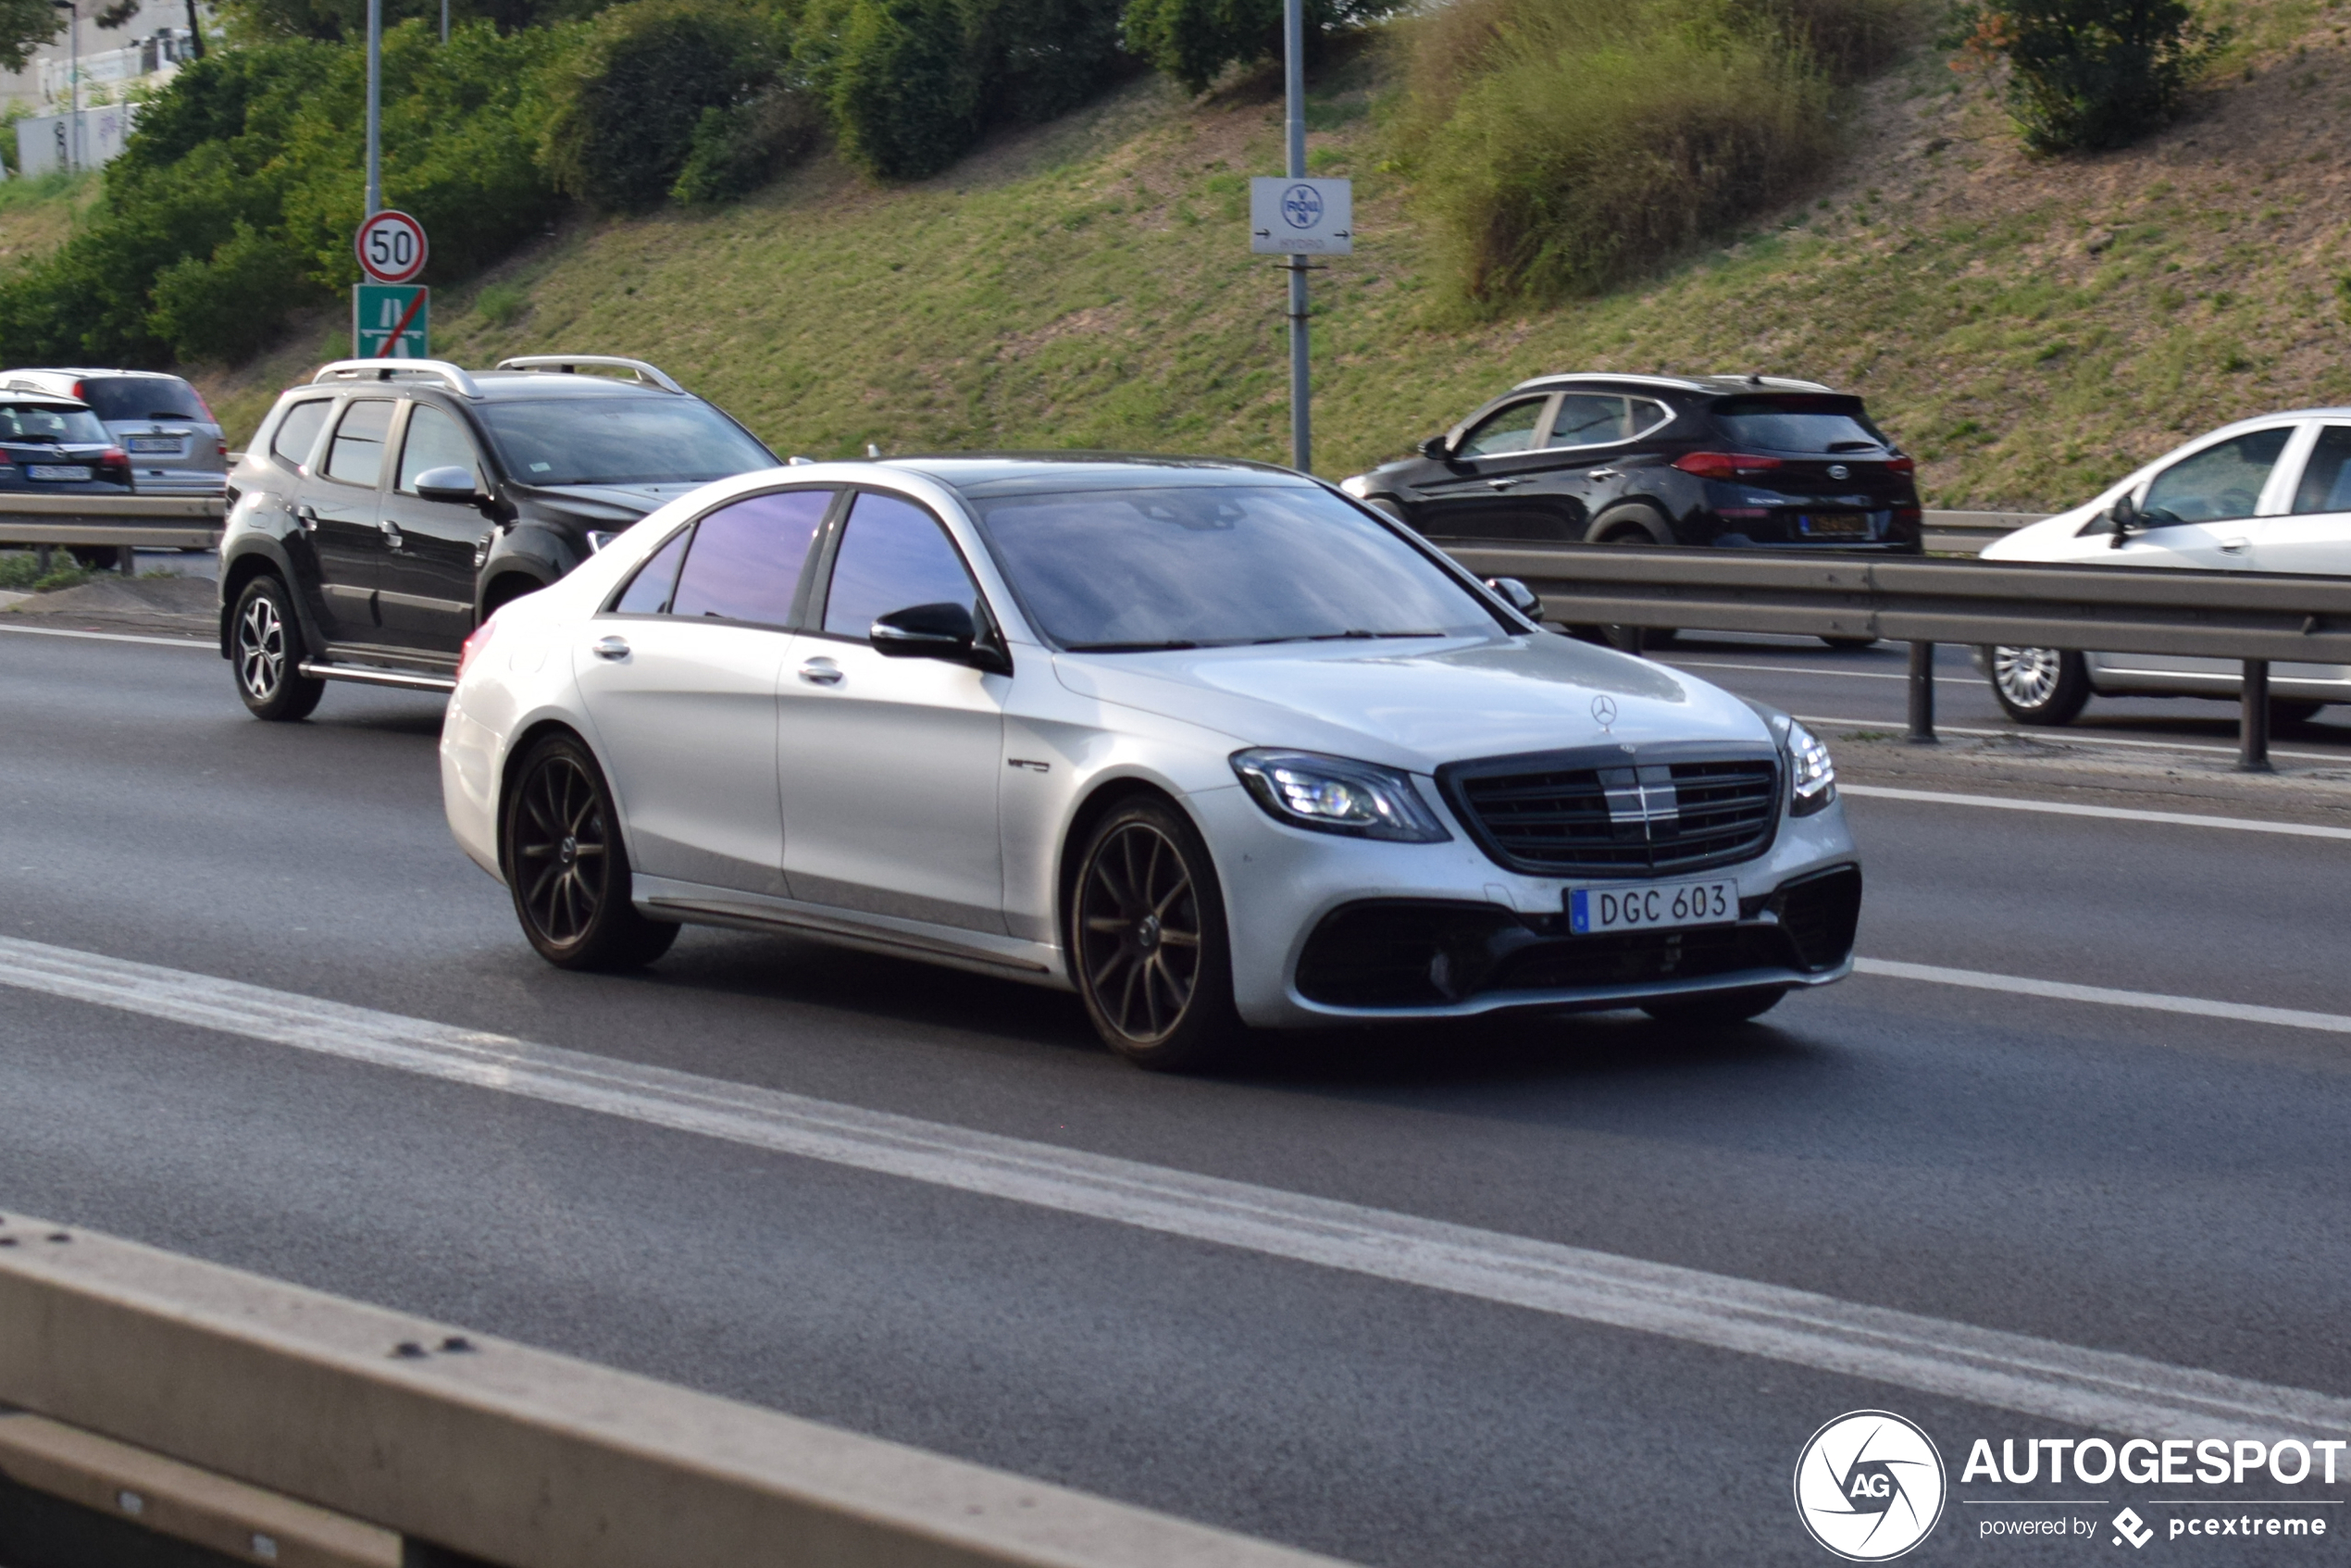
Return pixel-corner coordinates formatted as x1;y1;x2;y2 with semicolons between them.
0;622;210;650
1839;783;2351;841
2;935;2346;1443
1799;714;2350;765
1667;658;1930;682
1855;958;2351;1036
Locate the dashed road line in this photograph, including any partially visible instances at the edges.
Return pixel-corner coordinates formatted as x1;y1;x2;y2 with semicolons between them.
0;623;210;649
1853;958;2351;1036
1838;784;2351;840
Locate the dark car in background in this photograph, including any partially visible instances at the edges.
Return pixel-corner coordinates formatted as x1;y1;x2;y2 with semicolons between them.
2;367;227;494
1343;373;1922;553
0;394;135;496
219;355;778;721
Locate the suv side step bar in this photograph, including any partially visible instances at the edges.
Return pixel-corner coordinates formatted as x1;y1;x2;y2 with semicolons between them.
297;662;457;693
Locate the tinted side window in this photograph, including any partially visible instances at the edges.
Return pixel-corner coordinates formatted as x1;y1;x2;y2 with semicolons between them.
613;528;690;615
2143;429;2290;525
668;489;832;625
1458;399;1548;459
271;400;332;468
822;492;978;638
2292;427;2351;514
323;400;395;488
1549;394;1629;447
396;404;482;494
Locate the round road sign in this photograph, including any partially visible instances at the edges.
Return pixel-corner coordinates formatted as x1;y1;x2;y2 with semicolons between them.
355;209;429;285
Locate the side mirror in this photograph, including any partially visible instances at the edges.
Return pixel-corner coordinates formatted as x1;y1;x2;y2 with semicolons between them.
415;466;484;505
1418;434;1453;462
1484;576;1542;617
870;602;1012;674
2106;492;2139;549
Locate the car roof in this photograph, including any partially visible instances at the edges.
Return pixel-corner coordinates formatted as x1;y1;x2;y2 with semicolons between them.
1509;371;1840;397
883;452;1312;498
4;367;191;381
0;392;98;409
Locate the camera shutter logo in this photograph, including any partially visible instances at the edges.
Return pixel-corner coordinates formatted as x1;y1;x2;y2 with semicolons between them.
1793;1411;1946;1561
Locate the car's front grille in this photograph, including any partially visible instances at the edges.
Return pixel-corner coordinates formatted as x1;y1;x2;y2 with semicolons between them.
1442;747;1781;877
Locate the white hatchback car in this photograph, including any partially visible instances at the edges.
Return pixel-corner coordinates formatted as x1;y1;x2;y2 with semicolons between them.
441;455;1861;1068
1980;411;2351;724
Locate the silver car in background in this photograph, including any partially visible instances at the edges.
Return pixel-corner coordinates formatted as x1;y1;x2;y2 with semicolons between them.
442;455;1861;1070
0;367;227;495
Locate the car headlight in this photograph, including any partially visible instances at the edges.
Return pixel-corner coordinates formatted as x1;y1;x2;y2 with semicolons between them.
1786;718;1835;815
1338;474;1371;498
1230;750;1450;841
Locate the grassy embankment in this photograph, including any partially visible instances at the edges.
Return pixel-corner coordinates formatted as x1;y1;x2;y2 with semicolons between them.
180;0;2351;509
0;171;102;274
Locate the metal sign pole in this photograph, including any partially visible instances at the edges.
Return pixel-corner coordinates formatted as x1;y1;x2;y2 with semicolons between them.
364;0;382;217
1283;0;1309;473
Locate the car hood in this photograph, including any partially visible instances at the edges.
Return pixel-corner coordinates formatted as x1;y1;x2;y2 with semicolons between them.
1051;634;1774;770
512;479;720;525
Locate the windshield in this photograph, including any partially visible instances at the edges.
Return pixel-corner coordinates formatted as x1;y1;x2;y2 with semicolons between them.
970;484;1499;651
478;397;775;486
1710;395;1890;454
74;377;209;424
0;403;112;444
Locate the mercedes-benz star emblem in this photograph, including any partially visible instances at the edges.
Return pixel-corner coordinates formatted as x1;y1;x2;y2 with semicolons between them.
1591;695;1617;728
1827;463;1850;479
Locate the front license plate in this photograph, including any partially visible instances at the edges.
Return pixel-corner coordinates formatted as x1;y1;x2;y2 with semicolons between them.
128;436;180;453
1798;511;1870;540
25;465;91;481
1568;878;1739;935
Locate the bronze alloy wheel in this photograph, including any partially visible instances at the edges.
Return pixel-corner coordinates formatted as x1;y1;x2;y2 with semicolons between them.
1071;801;1238;1069
503;736;678;970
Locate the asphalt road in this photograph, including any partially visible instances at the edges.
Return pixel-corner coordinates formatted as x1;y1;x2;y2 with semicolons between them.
4;624;2349;1566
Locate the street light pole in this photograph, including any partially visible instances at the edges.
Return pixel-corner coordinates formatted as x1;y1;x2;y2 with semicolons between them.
364;0;382;217
1282;0;1309;472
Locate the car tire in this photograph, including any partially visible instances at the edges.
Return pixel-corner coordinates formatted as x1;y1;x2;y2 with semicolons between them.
502;733;679;972
1819;636;1880;651
1640;985;1790;1026
1985;646;2091;725
230;575;326;722
1586;505;1677;651
1069;797;1241;1071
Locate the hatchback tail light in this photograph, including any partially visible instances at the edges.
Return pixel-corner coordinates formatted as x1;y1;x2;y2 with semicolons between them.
457;617;498;680
98;447;131;480
1673;451;1784;480
1885;455;1917;475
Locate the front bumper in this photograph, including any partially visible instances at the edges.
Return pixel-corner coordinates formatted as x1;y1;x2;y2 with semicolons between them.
1191;784;1860;1027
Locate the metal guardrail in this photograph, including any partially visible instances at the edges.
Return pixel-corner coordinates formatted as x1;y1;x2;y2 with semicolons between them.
0;1211;1356;1568
1920;509;2045;554
0;494;228;573
1445;541;2351;770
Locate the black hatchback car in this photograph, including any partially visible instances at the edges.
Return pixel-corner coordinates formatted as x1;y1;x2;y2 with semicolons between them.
1342;373;1922;554
0;394;134;495
219;355;777;720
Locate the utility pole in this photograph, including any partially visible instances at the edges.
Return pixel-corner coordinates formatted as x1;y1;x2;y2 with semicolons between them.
440;0;447;42
364;0;381;217
1282;0;1309;472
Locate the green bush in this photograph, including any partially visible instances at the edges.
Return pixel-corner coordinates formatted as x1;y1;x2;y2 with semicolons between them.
1120;0;1381;95
969;0;1131;121
1946;0;2220;152
825;0;980;179
0;22;562;366
671;84;821;201
540;0;784;210
1398;0;1866;307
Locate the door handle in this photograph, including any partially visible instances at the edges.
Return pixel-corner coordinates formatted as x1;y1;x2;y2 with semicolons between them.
1486;478;1521;492
2220;538;2249;555
294;504;318;532
1586;467;1623;480
797;659;843;686
591;636;630;661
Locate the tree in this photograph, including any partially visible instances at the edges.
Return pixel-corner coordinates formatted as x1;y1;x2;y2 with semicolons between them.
1947;0;2222;152
0;0;62;74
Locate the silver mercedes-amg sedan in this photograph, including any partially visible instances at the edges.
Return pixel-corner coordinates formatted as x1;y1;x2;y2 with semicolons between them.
441;454;1860;1069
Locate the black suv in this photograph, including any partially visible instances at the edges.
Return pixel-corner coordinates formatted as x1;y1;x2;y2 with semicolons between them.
219;356;777;720
1342;373;1922;554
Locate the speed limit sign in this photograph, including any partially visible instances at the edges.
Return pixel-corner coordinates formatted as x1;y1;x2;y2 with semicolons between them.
355;209;429;285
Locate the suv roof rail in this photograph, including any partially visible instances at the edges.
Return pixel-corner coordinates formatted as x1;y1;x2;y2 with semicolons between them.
311;359;483;397
492;355;685;395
